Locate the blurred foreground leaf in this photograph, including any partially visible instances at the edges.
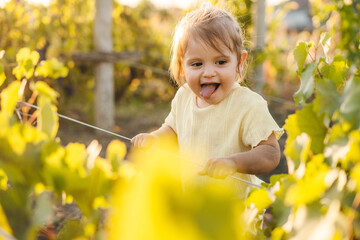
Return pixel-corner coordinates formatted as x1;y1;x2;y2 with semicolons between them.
108;141;258;240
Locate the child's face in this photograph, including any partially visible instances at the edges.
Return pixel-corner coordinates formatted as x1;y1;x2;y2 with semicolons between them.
183;37;240;107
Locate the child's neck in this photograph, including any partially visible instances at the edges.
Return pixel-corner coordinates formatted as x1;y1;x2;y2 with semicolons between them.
196;97;211;108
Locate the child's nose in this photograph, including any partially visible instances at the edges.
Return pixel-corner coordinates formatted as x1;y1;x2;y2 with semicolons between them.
203;65;216;78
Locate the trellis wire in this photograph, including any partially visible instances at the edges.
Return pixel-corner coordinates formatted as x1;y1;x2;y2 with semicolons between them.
17;101;261;189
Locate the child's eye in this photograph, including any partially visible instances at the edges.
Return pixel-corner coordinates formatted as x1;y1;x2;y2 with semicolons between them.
191;62;202;67
216;60;227;65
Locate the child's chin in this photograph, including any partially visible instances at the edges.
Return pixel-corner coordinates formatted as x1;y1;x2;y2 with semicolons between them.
206;97;221;105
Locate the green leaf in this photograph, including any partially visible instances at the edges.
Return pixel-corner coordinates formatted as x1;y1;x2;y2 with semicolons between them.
41;142;66;192
323;56;347;88
293;61;317;105
56;220;84;239
0;81;21;115
38;100;59;139
284;104;327;154
340;74;360;129
313;77;341;118
294;42;312;74
327;124;349;144
32;191;54;227
24;59;35;79
82;159;114;211
246;188;273;212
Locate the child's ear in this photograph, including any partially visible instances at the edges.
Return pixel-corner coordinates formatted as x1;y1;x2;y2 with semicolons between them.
237;51;248;72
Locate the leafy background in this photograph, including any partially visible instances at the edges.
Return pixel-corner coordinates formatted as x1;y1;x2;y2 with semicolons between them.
0;0;359;239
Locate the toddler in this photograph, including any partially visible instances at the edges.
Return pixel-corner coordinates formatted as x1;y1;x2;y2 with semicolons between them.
132;2;283;198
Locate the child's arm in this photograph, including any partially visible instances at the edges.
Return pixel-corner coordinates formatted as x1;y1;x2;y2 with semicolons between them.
131;125;177;149
198;133;280;179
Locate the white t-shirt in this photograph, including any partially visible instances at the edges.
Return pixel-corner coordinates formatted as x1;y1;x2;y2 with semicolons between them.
164;83;283;198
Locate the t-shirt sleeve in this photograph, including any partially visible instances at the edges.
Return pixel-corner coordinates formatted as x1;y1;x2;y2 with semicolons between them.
241;100;284;148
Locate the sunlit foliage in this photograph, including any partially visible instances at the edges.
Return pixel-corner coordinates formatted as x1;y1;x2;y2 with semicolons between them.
1;1;360;239
0;48;263;239
108;141;259;240
250;35;360;239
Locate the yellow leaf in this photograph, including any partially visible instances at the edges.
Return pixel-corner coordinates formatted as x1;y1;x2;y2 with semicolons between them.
285;168;328;206
35;58;69;79
106;140;126;171
64;143;87;175
350;163;360;192
0;63;5;87
34;81;59;104
344;131;360;167
30;50;40;65
0;81;21;115
246;188;273;212
92;196;110;209
0;203;13;236
0;168;8;190
84;223;96;237
16;48;31;63
271;227;285;240
107;141;252;240
8;125;26;155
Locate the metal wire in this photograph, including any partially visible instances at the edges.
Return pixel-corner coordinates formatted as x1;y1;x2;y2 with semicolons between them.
17;101;261;188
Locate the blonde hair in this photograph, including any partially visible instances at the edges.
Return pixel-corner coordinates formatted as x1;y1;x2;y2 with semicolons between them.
169;2;247;86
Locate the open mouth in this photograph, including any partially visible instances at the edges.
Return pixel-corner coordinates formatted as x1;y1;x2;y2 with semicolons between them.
200;83;220;99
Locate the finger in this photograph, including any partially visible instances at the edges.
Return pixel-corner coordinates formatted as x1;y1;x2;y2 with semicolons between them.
198;161;210;176
131;135;138;145
136;137;142;148
139;137;146;148
207;161;218;178
132;137;138;147
213;168;227;179
135;136;143;148
198;168;207;176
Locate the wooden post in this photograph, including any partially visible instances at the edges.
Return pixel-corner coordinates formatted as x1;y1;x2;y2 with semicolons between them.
93;0;114;131
253;0;266;93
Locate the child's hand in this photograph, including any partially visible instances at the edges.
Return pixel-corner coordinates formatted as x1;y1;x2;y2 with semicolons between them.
131;133;159;149
198;157;237;179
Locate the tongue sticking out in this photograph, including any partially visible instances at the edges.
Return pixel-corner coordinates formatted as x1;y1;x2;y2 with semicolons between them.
200;84;218;99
